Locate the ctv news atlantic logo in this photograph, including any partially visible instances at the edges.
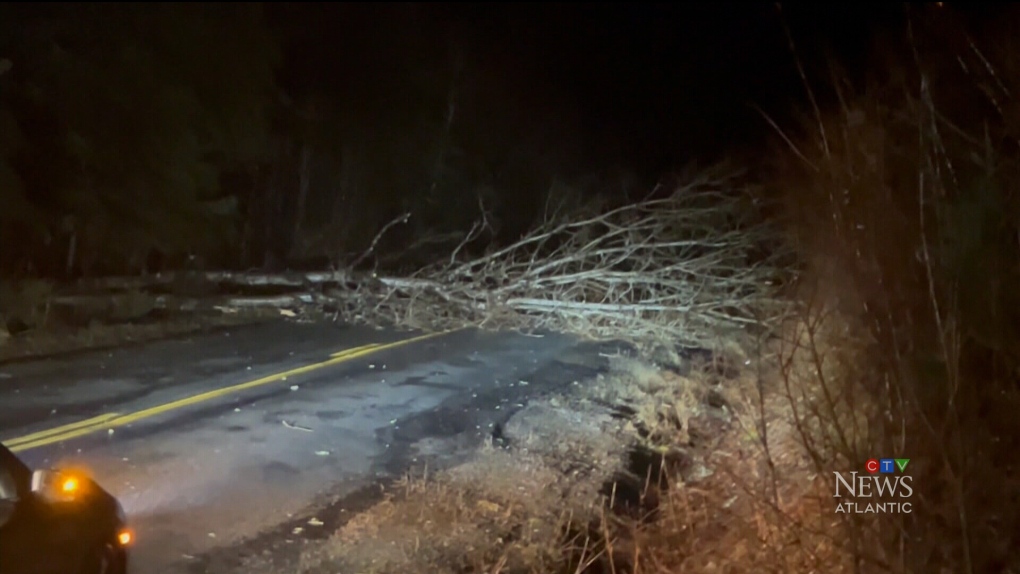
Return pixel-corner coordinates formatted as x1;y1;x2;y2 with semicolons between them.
833;458;913;514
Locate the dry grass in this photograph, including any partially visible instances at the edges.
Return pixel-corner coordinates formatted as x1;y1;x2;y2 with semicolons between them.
568;331;859;574
589;354;710;450
302;447;603;574
605;408;849;574
742;8;1020;571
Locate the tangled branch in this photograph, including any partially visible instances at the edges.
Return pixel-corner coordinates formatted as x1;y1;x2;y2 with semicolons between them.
330;172;791;347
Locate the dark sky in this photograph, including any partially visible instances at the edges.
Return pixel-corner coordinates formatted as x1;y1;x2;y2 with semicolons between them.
267;2;913;174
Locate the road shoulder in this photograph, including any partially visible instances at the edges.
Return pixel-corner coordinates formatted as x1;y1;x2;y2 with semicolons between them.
169;342;746;574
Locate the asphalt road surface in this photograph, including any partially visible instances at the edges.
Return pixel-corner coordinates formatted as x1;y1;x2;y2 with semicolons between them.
0;321;615;574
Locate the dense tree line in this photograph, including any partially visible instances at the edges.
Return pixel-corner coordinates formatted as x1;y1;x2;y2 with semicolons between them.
0;4;278;277
0;3;598;279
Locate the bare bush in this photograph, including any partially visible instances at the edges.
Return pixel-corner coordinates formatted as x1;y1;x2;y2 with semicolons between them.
748;9;1020;573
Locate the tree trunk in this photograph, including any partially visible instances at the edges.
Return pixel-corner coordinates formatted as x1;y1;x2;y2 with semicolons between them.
65;231;77;279
262;139;293;271
331;143;359;262
293;142;312;253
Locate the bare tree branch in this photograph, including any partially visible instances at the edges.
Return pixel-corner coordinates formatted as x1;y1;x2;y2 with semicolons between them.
349;211;411;270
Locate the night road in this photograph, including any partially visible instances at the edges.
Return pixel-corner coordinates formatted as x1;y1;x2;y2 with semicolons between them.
0;322;610;574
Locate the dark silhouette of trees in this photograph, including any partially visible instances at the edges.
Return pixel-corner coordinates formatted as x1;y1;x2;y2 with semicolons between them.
0;3;278;278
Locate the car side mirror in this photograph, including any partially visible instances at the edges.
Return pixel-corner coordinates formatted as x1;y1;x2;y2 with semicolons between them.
30;469;88;504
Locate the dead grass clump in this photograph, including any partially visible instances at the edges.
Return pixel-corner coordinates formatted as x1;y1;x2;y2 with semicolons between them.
590;346;747;452
308;450;595;574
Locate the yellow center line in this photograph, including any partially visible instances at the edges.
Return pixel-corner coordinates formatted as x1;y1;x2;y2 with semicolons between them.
5;329;458;453
330;343;381;358
4;413;122;448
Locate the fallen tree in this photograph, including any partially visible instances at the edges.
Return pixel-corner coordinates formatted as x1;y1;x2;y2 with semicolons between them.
7;171;790;349
327;170;791;346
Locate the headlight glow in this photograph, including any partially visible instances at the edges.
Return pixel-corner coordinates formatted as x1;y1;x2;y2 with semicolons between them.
60;476;80;493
